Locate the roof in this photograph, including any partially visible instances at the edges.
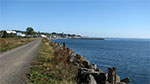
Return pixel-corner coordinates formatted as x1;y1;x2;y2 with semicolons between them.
6;31;16;34
41;34;47;37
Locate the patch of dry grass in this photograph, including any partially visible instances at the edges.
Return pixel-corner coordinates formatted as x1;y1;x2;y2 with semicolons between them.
0;38;37;52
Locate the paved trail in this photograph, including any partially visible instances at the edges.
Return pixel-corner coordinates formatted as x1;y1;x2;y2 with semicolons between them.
0;39;42;84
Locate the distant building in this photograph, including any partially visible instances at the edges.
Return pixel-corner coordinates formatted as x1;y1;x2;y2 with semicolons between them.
41;34;47;38
17;33;26;37
6;30;16;34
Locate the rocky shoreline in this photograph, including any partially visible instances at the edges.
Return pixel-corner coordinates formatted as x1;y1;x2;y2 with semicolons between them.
52;40;130;84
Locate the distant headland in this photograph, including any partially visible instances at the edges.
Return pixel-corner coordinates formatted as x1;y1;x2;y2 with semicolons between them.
79;37;105;40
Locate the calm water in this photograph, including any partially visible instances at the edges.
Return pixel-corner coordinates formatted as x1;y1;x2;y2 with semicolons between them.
53;38;150;84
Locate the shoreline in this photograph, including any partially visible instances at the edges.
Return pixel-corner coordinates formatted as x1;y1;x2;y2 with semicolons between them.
51;39;130;84
72;37;105;40
49;37;105;40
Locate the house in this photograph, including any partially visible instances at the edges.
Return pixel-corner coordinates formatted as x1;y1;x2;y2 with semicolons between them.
6;30;16;34
40;34;47;38
17;32;26;37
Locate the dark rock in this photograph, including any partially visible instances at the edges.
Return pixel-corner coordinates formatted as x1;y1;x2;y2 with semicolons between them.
121;77;130;84
92;73;106;83
78;68;90;83
78;70;97;84
82;60;91;68
78;67;106;84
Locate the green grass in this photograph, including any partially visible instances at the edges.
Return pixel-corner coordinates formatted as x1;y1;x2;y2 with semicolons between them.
26;38;78;84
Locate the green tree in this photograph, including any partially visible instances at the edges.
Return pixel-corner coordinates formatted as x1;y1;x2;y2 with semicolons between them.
26;27;34;35
52;32;56;35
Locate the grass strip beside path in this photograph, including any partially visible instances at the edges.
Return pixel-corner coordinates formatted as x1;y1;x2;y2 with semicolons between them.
26;38;78;84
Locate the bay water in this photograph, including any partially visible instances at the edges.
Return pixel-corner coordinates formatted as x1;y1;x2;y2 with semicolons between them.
54;38;150;84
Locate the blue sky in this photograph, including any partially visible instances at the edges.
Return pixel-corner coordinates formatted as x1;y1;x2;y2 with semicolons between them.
0;0;150;38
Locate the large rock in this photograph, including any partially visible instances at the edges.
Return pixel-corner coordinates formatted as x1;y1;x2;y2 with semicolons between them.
88;74;97;84
121;77;130;84
78;67;106;84
92;73;106;83
78;68;90;83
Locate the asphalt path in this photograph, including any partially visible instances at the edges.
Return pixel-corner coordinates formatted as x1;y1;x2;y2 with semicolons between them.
0;38;42;84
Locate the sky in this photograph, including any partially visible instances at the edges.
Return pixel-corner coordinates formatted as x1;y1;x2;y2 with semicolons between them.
0;0;150;38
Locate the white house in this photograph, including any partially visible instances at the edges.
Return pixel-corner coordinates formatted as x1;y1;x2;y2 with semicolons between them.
6;30;16;34
41;34;47;38
17;33;26;37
